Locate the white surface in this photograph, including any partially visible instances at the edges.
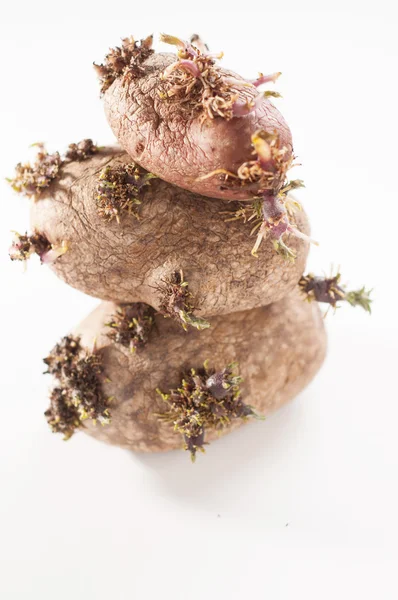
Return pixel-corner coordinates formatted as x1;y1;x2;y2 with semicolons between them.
1;1;397;598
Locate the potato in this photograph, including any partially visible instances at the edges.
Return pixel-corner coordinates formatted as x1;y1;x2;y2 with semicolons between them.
45;292;326;456
29;147;311;323
101;48;293;201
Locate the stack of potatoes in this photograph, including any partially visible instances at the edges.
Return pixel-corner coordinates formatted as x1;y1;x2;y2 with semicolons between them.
10;34;328;460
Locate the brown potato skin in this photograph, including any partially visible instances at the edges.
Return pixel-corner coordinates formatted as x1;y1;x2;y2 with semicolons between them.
104;53;293;201
30;148;310;317
74;293;326;453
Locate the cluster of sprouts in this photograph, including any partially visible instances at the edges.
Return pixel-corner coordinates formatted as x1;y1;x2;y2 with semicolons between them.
7;143;62;200
94;35;154;94
299;272;372;313
96;162;156;222
159;33;281;121
105;303;155;351
7;139;98;200
64;139;98;162
204;130;318;258
157;361;260;461
9;231;67;265
44;335;112;440
158;270;210;331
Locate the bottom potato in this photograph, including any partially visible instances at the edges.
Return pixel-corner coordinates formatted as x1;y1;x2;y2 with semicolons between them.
45;293;326;458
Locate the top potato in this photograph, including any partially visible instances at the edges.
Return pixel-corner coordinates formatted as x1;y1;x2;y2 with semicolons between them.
100;38;292;201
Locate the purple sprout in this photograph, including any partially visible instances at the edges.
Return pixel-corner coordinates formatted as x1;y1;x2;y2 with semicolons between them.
159;33;199;60
247;133;318;257
230;71;281;117
162;58;202;79
40;243;68;264
232;93;265;117
250;72;281;87
251;195;318;259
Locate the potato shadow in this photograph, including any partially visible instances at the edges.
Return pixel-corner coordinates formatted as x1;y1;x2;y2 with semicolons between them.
130;386;321;512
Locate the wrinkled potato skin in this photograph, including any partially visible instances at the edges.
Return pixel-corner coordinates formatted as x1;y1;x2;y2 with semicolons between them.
75;293;326;453
30;148;310;317
104;53;293;200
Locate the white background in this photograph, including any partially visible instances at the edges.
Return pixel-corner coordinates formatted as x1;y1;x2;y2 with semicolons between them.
1;1;397;598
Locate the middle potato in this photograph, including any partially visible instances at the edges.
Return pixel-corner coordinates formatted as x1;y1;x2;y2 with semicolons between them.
30;147;310;318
